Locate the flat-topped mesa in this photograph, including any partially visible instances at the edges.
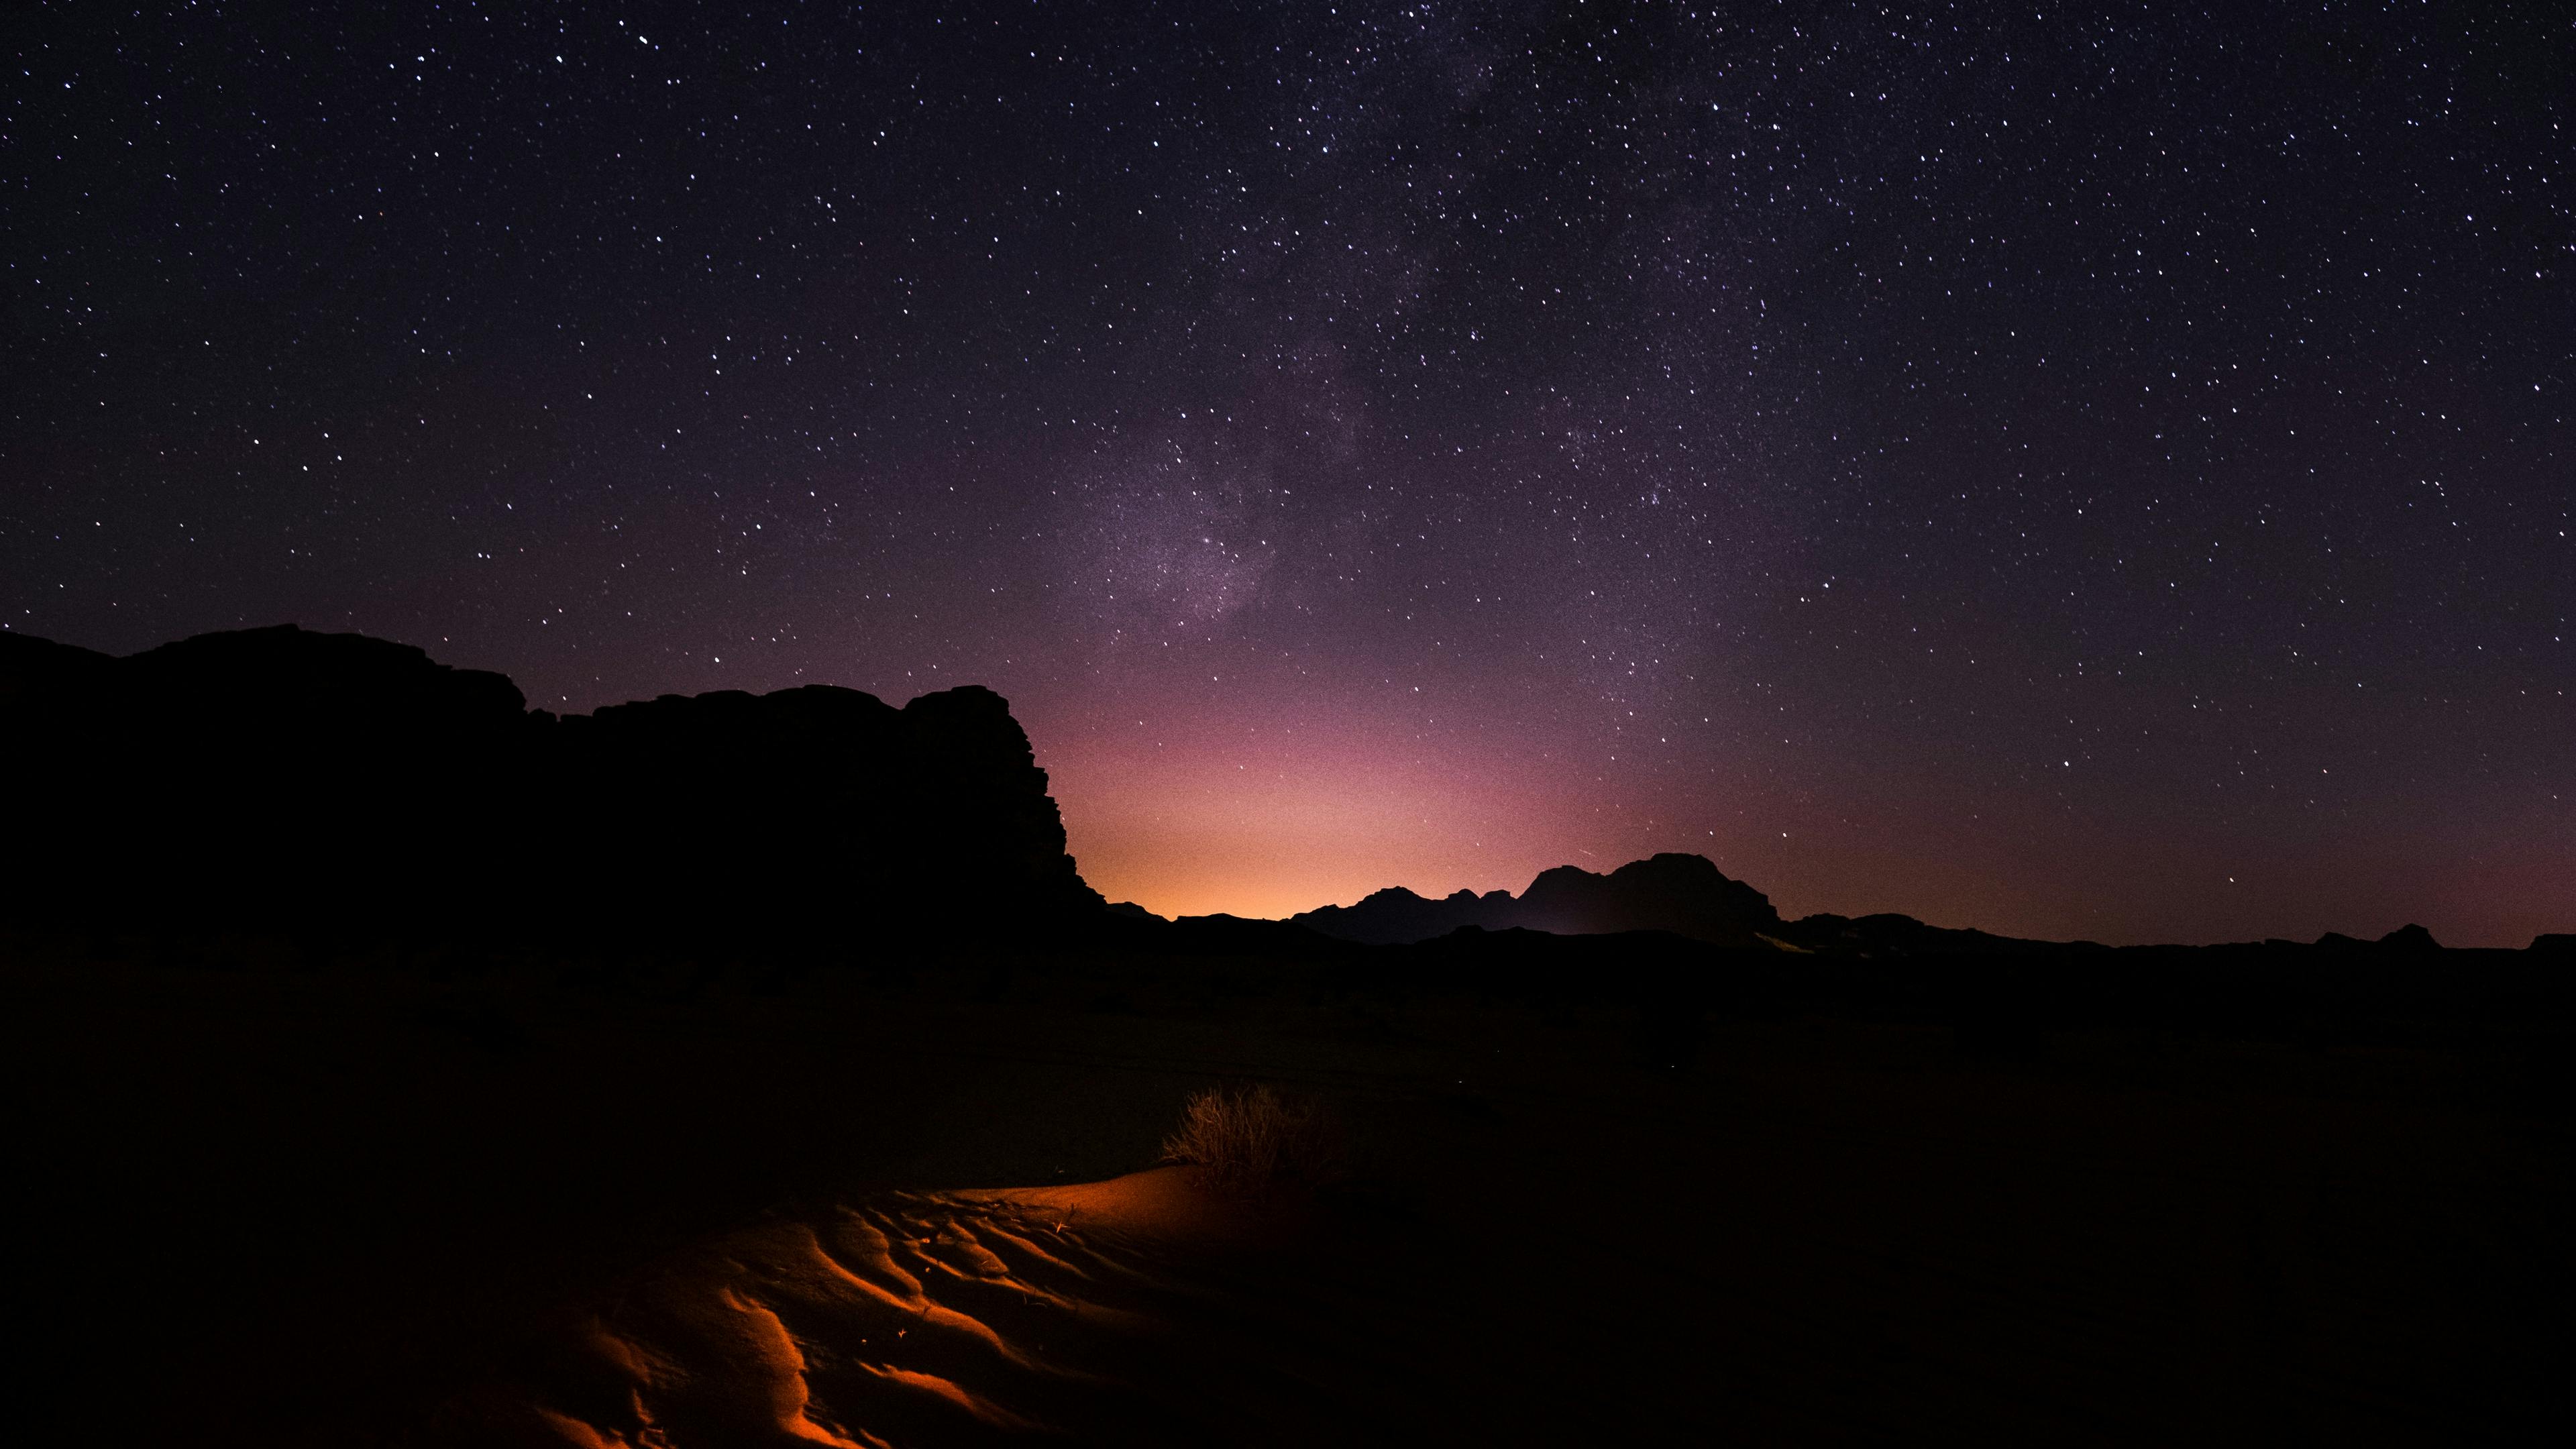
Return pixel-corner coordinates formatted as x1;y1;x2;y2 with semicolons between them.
1289;852;1782;947
541;678;1098;936
0;625;1099;945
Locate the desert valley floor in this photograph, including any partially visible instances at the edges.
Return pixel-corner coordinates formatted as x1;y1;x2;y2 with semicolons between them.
7;936;2565;1445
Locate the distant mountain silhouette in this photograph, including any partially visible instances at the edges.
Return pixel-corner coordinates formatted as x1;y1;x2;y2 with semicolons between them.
1281;854;2093;957
1289;853;1787;947
1277;855;2551;973
2316;924;2445;954
1;625;1099;945
9;626;2552;969
1284;885;1516;945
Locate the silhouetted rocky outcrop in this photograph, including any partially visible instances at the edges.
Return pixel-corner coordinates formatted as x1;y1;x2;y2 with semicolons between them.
1517;855;1784;944
2312;924;2449;957
1774;910;2053;958
1283;855;2096;955
2379;923;2443;954
1;625;1099;947
0;631;116;702
9;626;2550;991
1288;853;1782;947
1285;885;1514;945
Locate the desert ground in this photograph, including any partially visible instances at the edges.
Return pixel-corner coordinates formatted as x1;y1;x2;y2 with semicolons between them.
6;932;2565;1445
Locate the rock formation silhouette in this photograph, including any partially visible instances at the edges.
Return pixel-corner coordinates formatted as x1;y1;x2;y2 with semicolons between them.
1281;855;2066;958
1289;853;1784;947
2377;922;2443;953
1282;885;1513;945
7;625;2553;970
2314;924;2447;956
1;625;1099;947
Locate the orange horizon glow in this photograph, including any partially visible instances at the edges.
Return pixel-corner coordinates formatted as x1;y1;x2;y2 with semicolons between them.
1025;688;1915;927
1020;680;2565;949
1033;692;1631;921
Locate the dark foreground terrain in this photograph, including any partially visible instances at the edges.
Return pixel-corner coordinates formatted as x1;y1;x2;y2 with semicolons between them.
7;928;2567;1446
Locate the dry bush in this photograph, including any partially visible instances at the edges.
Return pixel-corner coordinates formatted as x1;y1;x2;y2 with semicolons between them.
1159;1083;1344;1195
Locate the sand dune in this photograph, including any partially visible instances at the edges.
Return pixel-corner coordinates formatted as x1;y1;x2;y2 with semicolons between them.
11;943;2562;1446
465;1169;1428;1448
447;1033;2568;1448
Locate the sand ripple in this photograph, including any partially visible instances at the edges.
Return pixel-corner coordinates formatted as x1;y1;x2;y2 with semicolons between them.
479;1167;1362;1448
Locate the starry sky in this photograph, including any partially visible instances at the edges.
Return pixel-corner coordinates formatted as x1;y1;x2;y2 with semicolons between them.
6;2;2569;945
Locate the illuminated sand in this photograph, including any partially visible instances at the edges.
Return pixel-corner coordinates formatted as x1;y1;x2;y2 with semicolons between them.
482;1170;1370;1448
8;945;2563;1445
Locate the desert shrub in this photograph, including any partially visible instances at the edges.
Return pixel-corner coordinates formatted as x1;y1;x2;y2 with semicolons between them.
1159;1083;1344;1195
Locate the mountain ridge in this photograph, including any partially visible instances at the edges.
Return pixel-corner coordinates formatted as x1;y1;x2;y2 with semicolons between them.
1287;853;1786;947
4;626;2553;957
1;624;1100;944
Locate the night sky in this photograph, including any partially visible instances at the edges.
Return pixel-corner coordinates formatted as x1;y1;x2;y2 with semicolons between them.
6;3;2569;945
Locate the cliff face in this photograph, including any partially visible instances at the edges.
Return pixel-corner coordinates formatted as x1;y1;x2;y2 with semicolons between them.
1290;853;1784;947
1;625;1099;945
537;679;1099;939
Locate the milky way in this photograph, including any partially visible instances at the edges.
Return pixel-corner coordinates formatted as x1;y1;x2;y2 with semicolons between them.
6;3;2568;943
